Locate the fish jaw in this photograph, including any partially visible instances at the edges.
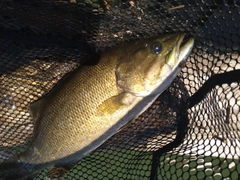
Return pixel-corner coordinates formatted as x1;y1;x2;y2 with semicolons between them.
153;35;194;89
165;34;194;66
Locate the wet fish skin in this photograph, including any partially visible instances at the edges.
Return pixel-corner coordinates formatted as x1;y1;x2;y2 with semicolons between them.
0;34;194;179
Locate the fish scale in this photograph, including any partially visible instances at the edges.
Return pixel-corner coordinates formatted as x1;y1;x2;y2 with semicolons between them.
27;51;120;163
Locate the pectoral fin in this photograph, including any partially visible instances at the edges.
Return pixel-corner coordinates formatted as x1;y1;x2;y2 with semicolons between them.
47;163;76;179
96;92;136;116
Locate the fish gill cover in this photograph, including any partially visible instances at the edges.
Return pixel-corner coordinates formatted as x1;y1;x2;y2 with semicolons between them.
0;0;239;179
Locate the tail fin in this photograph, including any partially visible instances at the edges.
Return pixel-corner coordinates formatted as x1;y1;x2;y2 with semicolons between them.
0;160;39;180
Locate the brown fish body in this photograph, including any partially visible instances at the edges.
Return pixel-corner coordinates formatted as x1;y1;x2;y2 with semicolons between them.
23;45;143;165
0;34;194;179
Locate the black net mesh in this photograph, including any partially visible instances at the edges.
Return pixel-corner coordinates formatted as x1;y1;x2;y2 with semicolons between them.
0;0;240;179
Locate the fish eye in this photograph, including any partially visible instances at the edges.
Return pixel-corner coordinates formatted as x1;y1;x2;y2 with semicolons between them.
150;42;162;54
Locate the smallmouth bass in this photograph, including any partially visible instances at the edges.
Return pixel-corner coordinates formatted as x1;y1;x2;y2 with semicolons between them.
0;34;194;179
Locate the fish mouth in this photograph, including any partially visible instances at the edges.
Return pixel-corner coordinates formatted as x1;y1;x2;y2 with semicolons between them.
178;35;194;63
166;34;194;67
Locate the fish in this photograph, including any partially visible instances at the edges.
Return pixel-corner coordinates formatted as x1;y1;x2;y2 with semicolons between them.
0;33;194;179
